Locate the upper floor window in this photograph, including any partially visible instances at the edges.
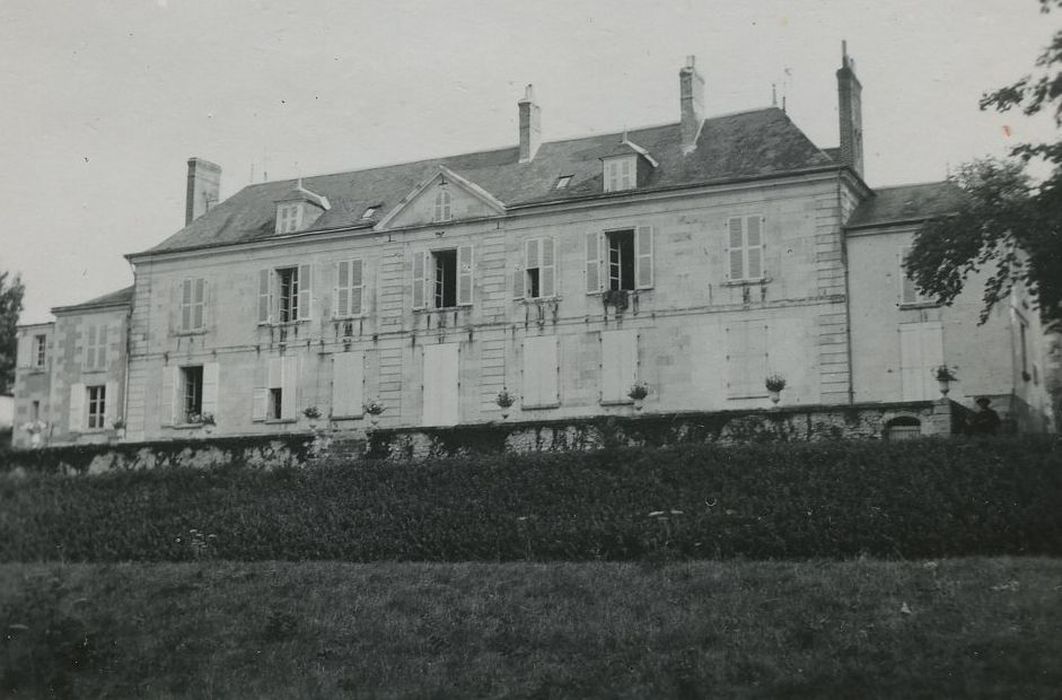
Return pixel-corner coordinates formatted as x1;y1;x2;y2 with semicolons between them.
84;324;108;371
335;259;364;318
361;206;378;220
433;188;452;222
412;246;473;310
180;278;206;331
584;227;654;293
603;156;635;192
517;237;556;299
900;246;931;306
555;175;573;190
258;264;313;324
727;216;764;282
277;204;302;234
33;334;46;368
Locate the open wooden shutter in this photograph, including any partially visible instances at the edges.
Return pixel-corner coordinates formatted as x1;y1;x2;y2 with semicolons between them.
201;362;220;417
541;237;556;297
351;259;364;315
746;216;763;279
68;383;85;432
332;351;365;417
512;241;525;300
585;232;602;293
281;355;298;419
258;269;273;323
422;343;460;426
412;251;427;309
635;225;654;289
85;325;97;370
193;278;206;329
297;264;313;321
160;365;178;425
181;279;193;331
16;331;32;368
252;389;268;422
104;380;118;426
726;217;743;281
457;245;473;306
334;261;347;318
97;325;109;369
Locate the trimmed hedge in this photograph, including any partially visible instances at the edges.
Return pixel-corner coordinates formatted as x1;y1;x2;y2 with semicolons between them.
1;437;1060;562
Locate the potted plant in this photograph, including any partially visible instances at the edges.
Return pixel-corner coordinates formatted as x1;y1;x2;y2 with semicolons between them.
602;288;630;312
21;419;48;449
628;380;650;411
765;374;787;405
496;388;515;419
933;365;957;396
364;399;385;427
111;417;126;441
303;406;322;429
188;412;215;434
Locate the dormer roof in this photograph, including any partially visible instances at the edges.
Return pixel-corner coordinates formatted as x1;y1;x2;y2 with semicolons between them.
599;135;659;168
276;179;330;210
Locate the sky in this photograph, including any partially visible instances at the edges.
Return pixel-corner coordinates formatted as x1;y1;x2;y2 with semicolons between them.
0;0;1057;324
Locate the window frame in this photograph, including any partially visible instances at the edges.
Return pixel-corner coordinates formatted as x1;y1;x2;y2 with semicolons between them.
86;384;106;430
180;365;204;424
179;278;207;332
33;334;46;368
83;324;108;372
433;188;453;223
523;237;556;300
334;258;365;319
603;156;635;192
276;203;302;234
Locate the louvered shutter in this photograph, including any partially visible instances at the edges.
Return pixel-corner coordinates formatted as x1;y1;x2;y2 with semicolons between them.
457;245;473;306
512;240;524;300
85;325;97;370
541;237;555;297
422;344;460;426
161;365;179;425
412;251;427;309
201;362;220;417
16;332;32;368
635;225;653;289
193;278;206;329
297;264;312;320
104;380;117;426
351;260;364;315
727;217;744;280
281;355;298;419
181;279;192;331
258;269;272;323
332;351;365;417
336;261;349;318
523;335;559;407
746;216;763;279
585;232;602;293
601;330;637;403
252;389;268;422
69;383;85;432
97;325;108;369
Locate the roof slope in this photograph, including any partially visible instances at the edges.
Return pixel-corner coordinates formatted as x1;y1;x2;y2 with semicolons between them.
52;285;134;314
139;107;836;256
847;181;965;229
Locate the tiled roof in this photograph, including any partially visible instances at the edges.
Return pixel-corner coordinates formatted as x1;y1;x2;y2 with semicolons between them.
52;285;134;314
846;181;965;229
137;107;837;256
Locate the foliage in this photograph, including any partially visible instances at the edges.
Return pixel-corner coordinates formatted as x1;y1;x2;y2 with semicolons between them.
2;438;1060;562
0;270;26;395
627;381;649;401
363;399;385;416
906;3;1062;331
932;365;958;382
495;389;515;409
764;374;787;393
302;406;321;419
186;412;215;426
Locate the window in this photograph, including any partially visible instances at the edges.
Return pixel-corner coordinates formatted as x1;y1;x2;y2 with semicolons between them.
31;400;40;422
87;385;106;429
727;216;765;282
433;188;452;222
269;388;283;420
884;416;922;440
601;330;637;404
362;206;377;220
252;356;296;421
585;227;654;293
84;324;108;371
277;267;299;322
555;175;573;189
180;278;206;331
899;321;944;401
517;238;555;299
335;259;364;317
412;246;473;309
900;247;930;305
181;366;203;422
726;321;769;398
603;156;635;192
277;204;301;233
33;334;46;368
258;265;312;324
607;230;635;291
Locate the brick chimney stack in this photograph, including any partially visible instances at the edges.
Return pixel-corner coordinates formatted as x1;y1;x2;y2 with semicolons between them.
836;41;864;179
518;84;541;163
185;157;222;226
679;55;705;155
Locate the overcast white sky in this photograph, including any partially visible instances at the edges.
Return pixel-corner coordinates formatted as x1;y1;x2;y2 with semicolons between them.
0;0;1056;324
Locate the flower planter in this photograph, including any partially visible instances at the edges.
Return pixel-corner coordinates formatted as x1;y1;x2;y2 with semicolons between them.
938;380;950;397
632;398;644;411
768;389;781;405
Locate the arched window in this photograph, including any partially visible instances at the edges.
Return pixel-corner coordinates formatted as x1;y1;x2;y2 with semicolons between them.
433;188;452;222
884;416;921;440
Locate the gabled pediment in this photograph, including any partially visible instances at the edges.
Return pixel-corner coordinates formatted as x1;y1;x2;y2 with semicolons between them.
376;166;506;230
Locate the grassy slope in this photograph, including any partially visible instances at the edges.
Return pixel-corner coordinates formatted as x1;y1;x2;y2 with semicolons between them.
2;559;1061;699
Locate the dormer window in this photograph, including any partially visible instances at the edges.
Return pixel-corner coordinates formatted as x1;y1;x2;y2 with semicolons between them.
433;188;452;222
361;206;378;220
555;175;573;190
277;204;302;233
603;156;636;192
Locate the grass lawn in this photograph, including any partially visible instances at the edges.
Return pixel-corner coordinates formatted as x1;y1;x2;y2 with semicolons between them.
2;558;1061;698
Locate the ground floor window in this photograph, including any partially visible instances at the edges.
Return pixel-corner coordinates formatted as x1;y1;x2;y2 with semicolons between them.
269;388;283;420
181;366;203;422
87;385;106;429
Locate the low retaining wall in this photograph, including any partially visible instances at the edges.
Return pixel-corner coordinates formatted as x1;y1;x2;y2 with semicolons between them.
1;400;958;475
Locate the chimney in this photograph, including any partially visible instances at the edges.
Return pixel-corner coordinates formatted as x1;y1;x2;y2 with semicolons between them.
679;55;705;154
518;84;541;163
836;41;864;179
185;157;222;226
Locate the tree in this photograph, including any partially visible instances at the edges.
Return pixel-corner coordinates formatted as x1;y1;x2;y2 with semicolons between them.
0;270;26;395
905;0;1062;333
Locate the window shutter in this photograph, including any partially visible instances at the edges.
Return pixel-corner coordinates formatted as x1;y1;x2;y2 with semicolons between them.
69;383;85;432
193;278;205;329
85;325;97;370
351;259;364;315
512;241;524;299
601;330;637;403
525;238;539;298
258;269;272;323
635;225;654;289
104;380;117;426
297;264;313;320
332;351;365;417
160;365;179;425
181;279;192;331
727;217;744;280
412;251;426;309
523;335;559;407
336;260;349;318
746;216;763;279
281;355;298;419
457;244;473;306
17;332;32;368
98;325;108;369
252;389;267;422
585;232;601;293
201;362;220;417
541;237;556;297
